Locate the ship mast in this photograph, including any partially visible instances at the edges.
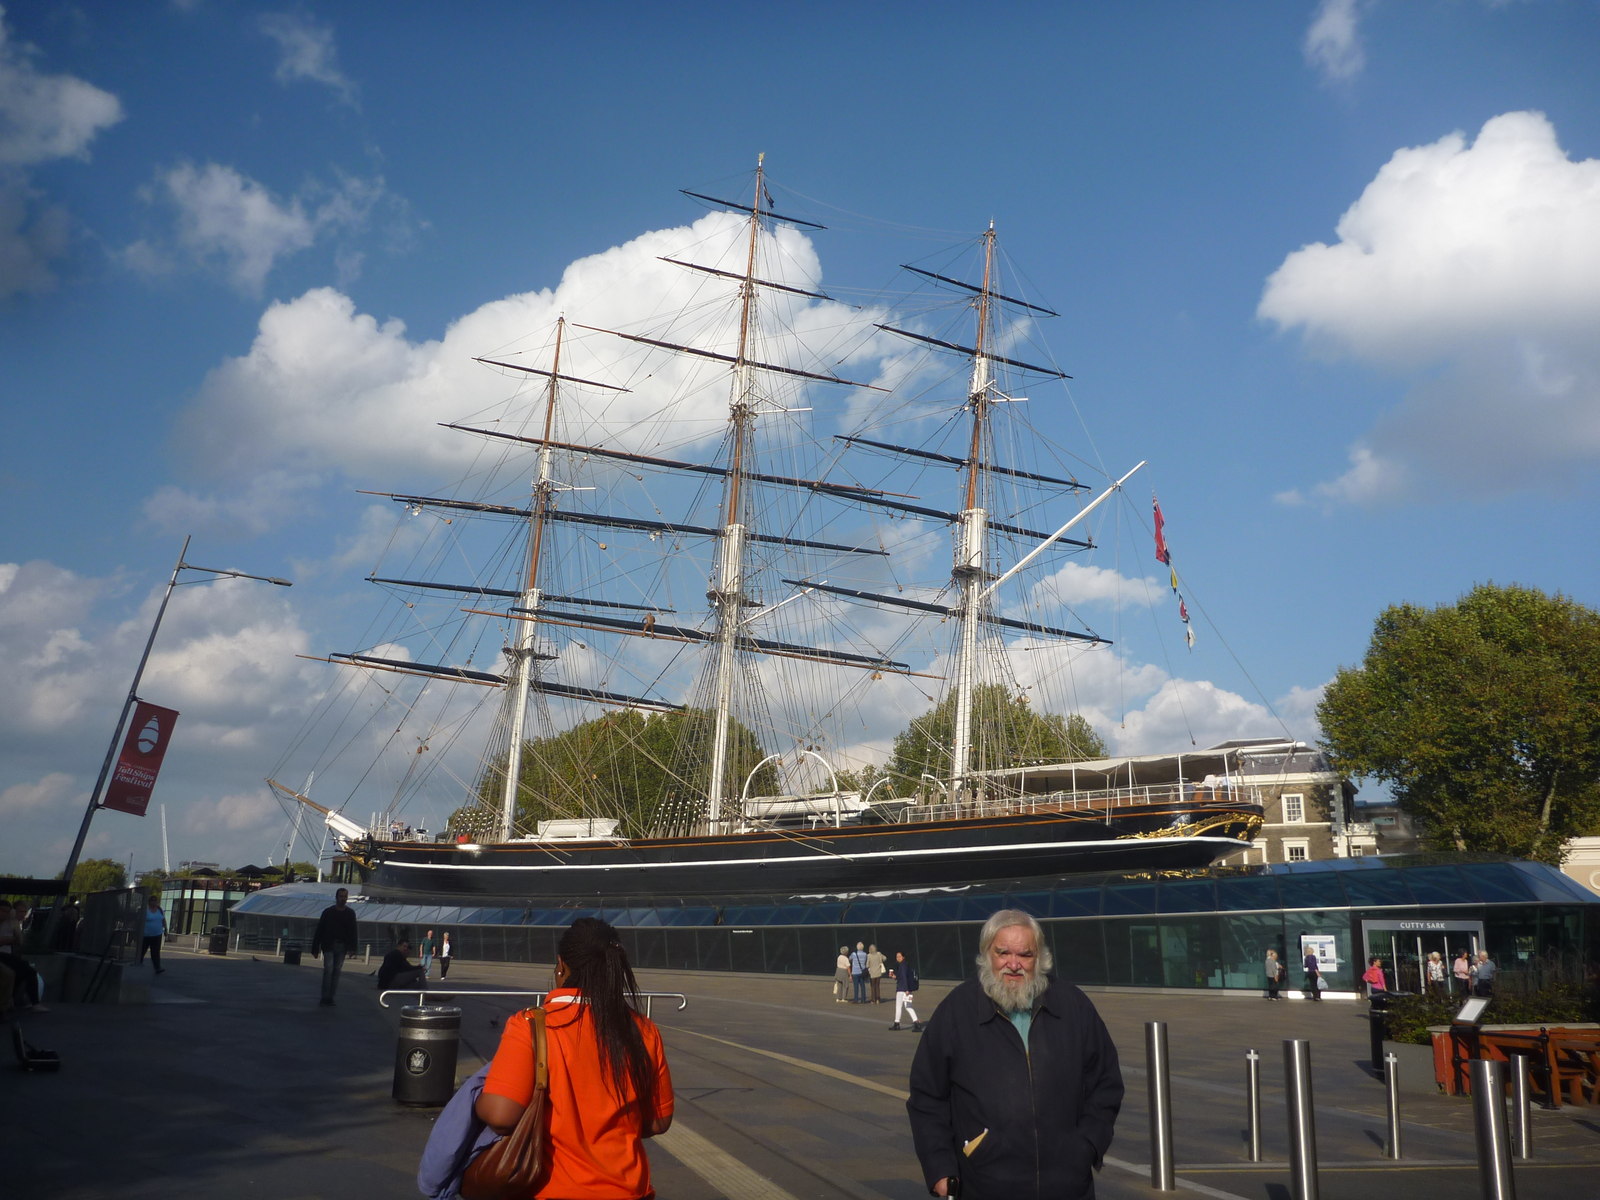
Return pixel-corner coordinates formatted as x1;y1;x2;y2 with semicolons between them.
704;156;768;832
496;317;569;840
948;225;998;804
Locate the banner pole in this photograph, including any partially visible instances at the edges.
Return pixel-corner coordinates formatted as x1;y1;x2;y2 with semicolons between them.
49;539;289;945
54;537;191;913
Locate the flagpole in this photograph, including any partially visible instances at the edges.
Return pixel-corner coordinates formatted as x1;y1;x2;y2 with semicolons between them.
50;537;291;941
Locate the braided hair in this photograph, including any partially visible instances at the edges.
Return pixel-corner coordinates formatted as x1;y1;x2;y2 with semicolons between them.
558;917;657;1121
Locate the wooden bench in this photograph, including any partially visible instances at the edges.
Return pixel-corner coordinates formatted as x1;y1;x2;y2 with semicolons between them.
1474;1027;1600;1108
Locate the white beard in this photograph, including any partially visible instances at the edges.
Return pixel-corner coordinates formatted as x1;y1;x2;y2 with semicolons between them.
979;958;1049;1013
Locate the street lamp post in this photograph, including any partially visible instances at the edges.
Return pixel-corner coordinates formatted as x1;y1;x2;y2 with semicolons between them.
55;535;291;913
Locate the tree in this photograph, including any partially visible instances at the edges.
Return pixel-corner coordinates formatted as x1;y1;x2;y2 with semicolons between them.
66;858;127;894
459;707;779;839
1317;583;1600;864
886;684;1108;797
832;764;889;796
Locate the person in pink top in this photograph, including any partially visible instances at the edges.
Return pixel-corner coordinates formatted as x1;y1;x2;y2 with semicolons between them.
1361;956;1386;997
1452;950;1472;993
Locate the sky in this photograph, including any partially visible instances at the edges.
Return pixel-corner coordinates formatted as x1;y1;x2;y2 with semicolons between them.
2;0;1597;879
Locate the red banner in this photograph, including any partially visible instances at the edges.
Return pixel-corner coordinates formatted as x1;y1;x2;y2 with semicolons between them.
101;701;181;817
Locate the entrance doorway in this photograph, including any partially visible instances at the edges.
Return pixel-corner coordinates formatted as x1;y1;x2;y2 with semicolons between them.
1359;919;1483;996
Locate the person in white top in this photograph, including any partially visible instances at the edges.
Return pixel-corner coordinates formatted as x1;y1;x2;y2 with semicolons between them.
439;931;453;979
1425;951;1446;997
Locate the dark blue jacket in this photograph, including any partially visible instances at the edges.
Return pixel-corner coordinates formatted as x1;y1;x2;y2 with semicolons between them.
894;958;918;992
907;975;1123;1200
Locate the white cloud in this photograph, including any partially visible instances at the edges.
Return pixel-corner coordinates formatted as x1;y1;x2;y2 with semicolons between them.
1275;444;1409;508
1108;678;1279;756
0;174;67;298
169;210;873;496
143;467;321;538
0;9;121;298
0;553;328;873
184;788;280;837
258;11;357;106
0;770;74;817
0;14;122;166
137;162;385;292
1261;111;1600;502
1304;0;1366;84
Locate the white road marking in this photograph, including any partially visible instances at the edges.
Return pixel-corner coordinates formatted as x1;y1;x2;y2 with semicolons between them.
653;1120;807;1200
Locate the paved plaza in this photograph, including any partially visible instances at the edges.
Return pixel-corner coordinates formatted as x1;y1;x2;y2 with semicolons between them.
7;944;1598;1198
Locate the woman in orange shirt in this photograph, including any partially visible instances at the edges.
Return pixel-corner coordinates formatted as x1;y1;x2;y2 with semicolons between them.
476;917;674;1198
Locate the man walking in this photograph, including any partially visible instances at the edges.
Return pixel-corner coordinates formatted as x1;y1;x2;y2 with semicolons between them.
310;887;359;1007
908;909;1122;1198
1302;946;1322;1000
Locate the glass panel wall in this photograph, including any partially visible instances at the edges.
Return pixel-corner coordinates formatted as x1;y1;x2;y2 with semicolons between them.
226;861;1597;992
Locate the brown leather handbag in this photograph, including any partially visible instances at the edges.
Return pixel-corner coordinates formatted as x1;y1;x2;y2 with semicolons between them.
460;1007;549;1200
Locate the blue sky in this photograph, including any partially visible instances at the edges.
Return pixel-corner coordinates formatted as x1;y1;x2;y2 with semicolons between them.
2;1;1597;878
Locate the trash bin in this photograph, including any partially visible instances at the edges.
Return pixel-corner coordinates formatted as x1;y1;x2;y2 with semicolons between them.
283;942;301;966
208;925;230;956
393;1005;461;1106
1368;990;1391;1075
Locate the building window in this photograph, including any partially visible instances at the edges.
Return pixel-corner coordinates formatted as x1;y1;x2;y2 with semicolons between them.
1350;845;1365;857
1282;793;1305;823
1283;840;1310;862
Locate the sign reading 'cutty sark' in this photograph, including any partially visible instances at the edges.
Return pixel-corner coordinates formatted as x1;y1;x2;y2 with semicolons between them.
102;701;180;817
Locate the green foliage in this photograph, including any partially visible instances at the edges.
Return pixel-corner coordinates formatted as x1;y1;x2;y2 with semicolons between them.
832;764;889;796
136;870;166;895
1318;584;1600;864
66;858;127;894
461;708;778;838
1383;967;1600;1045
886;684;1107;796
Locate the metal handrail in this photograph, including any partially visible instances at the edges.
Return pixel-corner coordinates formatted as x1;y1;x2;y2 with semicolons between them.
377;988;688;1018
901;782;1262;825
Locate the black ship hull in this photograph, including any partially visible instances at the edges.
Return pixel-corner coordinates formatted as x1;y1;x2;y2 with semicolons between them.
348;800;1262;902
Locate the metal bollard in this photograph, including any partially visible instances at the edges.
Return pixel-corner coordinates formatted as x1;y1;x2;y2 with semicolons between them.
1245;1049;1262;1162
393;1005;462;1106
1284;1039;1319;1200
1385;1052;1403;1159
1510;1054;1533;1162
1146;1021;1175;1190
1470;1058;1515;1199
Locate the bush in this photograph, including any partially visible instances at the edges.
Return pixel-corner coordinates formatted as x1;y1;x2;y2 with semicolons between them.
1382;961;1600;1045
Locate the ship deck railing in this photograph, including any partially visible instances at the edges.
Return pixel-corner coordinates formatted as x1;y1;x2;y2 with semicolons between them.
892;782;1262;825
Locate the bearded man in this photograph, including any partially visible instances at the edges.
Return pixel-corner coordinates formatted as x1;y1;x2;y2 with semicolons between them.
907;909;1122;1199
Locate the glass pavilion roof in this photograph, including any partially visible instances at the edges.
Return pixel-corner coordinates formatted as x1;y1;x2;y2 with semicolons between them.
230;854;1599;929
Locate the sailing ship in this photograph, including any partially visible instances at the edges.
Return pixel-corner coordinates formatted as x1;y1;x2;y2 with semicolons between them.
270;160;1264;902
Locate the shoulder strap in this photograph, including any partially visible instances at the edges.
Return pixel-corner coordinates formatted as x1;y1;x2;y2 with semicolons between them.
530;1006;548;1089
